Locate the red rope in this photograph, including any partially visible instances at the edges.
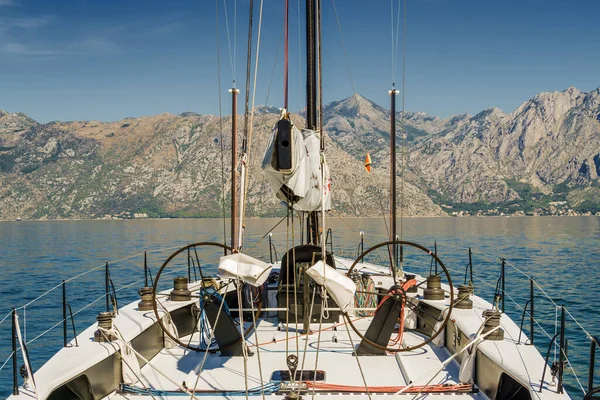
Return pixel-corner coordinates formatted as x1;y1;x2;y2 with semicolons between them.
306;381;474;394
386;279;416;346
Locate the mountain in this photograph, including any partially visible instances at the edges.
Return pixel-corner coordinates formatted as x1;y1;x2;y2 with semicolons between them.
0;109;442;220
409;87;600;213
1;86;599;220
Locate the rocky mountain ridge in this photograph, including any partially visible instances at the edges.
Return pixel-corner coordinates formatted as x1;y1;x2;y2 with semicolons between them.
1;86;599;220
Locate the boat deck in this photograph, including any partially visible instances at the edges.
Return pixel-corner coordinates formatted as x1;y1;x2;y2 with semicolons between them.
118;317;487;398
8;257;572;399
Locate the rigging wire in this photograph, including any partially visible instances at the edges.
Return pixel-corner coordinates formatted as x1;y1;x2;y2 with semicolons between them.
399;0;406;244
391;0;402;87
222;0;236;86
216;0;227;246
236;278;250;400
190;281;232;398
237;17;283;228
394;0;401;87
331;0;356;94
284;0;289;110
298;0;303;101
242;0;254;155
234;0;237;84
331;0;366;172
239;0;254;249
240;0;264;243
318;0;324;151
390;0;395;87
249;296;267;400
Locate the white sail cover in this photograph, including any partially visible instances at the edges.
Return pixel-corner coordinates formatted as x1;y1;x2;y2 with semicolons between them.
262;113;332;212
306;260;356;312
121;340;141;384
218;253;272;287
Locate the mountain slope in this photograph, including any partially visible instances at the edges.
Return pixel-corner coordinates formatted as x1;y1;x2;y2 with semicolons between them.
408;87;600;210
1;86;599;220
0;109;442;219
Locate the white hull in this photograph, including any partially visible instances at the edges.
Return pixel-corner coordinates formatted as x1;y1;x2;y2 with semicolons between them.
7;256;570;400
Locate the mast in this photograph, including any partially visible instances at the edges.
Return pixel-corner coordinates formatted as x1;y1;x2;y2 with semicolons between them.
306;0;319;245
230;88;240;250
306;0;317;130
389;88;399;266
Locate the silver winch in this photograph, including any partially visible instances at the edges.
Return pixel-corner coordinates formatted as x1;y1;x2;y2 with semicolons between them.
170;276;191;301
93;312;116;342
481;309;504;341
423;275;445;300
137;286;154;311
454;284;473;309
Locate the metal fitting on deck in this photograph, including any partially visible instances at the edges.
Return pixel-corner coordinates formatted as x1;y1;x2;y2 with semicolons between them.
481;309;504;341
137;286;154;311
423;275;445;300
170;276;191;301
454;285;473;309
94;312;116;342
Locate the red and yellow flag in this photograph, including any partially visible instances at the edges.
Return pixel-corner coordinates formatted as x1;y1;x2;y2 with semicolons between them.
364;152;372;173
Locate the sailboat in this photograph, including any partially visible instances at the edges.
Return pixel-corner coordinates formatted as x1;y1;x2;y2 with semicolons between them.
3;1;598;399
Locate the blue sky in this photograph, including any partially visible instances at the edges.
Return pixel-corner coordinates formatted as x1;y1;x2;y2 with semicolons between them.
1;0;599;123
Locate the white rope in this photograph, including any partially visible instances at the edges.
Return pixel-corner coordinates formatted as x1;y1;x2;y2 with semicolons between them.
408;239;597;342
16;244;185;311
190;280;232;398
235;279;250;400
14;312;38;397
239;0;264;246
0;351;15;372
387;324;501;400
17;281;64;310
250;293;266;400
408;322;499;399
26;315;74;346
341;315;372;400
98;326;200;400
554;305;558;363
24;268;190;346
564;306;595;341
101;328;157;399
561;345;587;396
0;310;11;327
446;268;555;342
298;288;317;398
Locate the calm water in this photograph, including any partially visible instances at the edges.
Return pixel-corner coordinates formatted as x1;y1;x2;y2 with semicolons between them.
0;217;598;398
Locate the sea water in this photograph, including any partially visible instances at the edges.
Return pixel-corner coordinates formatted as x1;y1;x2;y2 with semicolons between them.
0;216;598;398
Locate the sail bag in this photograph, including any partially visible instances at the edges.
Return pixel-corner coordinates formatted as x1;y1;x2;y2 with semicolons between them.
218;253;273;287
262;113;332;212
306;260;356;312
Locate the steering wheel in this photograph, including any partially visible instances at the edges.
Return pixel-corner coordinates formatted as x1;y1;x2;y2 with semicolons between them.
152;241;261;352
344;240;454;352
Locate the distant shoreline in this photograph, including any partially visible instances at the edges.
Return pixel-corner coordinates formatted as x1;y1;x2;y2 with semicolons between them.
1;214;598;223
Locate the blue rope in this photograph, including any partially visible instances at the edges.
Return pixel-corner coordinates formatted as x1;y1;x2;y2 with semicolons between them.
120;382;280;396
198;286;233;349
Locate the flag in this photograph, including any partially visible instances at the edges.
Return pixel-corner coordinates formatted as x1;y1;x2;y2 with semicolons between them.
364;152;372;173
